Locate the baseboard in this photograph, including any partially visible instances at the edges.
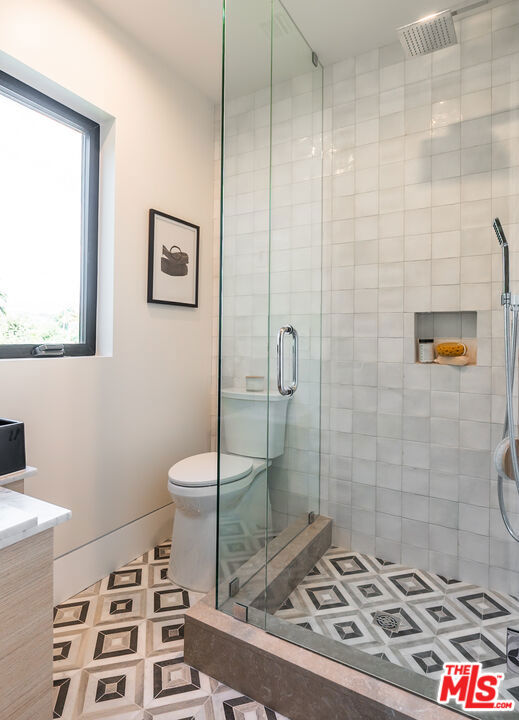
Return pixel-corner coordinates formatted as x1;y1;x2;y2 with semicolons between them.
53;503;175;604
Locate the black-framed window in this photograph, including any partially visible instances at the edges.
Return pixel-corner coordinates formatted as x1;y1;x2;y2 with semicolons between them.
0;71;99;359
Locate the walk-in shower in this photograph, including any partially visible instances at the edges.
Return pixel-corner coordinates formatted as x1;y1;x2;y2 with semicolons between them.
216;0;519;714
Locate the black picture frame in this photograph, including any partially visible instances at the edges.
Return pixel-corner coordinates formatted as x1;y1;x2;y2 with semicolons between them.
147;209;200;308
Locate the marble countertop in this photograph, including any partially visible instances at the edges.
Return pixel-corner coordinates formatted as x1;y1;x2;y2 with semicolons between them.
0;487;71;550
0;466;37;487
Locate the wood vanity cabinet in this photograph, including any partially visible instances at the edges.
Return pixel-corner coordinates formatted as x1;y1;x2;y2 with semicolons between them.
0;529;54;720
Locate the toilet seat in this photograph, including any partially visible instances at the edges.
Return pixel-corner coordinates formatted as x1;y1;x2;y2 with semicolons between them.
168;451;252;488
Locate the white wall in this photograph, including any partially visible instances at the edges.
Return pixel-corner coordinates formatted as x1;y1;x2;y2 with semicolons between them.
0;0;215;565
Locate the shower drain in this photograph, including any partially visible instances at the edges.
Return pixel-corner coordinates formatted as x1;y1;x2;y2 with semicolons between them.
373;611;401;632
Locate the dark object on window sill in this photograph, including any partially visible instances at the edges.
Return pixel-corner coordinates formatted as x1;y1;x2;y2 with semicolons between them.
0;419;26;476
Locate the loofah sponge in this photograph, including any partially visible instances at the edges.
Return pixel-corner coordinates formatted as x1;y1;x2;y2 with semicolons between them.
436;342;466;357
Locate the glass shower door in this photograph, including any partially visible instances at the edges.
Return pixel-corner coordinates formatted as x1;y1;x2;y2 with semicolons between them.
266;0;323;557
216;0;322;629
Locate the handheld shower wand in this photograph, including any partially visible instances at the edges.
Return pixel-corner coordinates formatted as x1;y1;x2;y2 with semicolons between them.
494;217;510;298
493;218;519;542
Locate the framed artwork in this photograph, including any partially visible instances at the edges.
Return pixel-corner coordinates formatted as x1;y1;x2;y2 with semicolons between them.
147;209;200;307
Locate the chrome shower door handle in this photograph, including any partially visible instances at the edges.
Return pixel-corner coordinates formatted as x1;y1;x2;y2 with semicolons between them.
277;325;298;396
291;326;298;394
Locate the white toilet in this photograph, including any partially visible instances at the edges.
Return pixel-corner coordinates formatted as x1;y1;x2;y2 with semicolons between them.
167;388;289;592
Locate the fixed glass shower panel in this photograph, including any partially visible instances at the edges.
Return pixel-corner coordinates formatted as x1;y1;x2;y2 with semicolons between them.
216;0;322;627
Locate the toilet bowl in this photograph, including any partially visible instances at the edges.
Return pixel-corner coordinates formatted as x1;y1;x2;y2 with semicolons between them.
167;451;268;592
167;387;290;593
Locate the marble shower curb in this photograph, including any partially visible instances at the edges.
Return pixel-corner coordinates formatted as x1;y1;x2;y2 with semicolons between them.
184;595;463;720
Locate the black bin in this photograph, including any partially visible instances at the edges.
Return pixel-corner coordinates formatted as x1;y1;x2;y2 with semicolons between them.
0;419;26;476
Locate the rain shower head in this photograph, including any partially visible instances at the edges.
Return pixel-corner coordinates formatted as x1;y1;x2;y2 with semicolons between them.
397;10;457;58
397;1;489;58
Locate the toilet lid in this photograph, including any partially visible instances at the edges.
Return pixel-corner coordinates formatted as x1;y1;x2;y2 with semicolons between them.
168;452;253;488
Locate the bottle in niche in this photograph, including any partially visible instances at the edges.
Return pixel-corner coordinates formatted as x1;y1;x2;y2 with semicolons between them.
418;338;434;363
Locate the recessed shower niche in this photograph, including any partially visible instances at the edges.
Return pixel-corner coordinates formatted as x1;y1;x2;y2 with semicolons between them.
414;311;477;366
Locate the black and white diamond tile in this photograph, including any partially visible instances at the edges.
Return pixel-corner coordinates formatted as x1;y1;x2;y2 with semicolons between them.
76;659;144;717
318;610;382;650
210;686;290;720
54;599;95;630
53;539;289;720
53;630;89;673
275;545;519;704
151;542;171;563
146;617;185;655
91;624;143;663
387;571;439;599
304;583;350;612
103;567;147;593
143;652;217;711
94;589;147;625
447;631;507;669
151;587;191;615
346;576;399;608
457;592;512;622
324;552;372;577
52;671;81;719
148;563;171;588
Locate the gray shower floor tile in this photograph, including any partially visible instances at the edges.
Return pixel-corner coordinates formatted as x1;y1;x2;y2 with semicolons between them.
275;546;519;702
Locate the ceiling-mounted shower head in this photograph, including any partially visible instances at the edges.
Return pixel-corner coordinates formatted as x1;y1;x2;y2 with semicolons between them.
397;10;457;58
397;1;489;58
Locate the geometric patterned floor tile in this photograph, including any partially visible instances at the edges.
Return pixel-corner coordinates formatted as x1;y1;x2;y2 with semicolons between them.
150;588;191;616
146;617;185;656
457;592;511;622
387;571;437;598
82;622;147;668
346;577;399;608
410;649;444;675
148;564;172;589
54;539;289;720
150;542;171;564
142;651;217;711
54;599;96;630
324;553;371;577
102;567;148;594
55;537;519;713
303;583;350;612
209;687;290;720
53;670;83;720
53;631;91;676
448;632;507;669
275;545;519;704
76;659;144;717
94;589;147;626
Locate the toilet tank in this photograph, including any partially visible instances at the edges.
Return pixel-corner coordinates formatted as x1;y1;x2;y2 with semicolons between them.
221;388;290;459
